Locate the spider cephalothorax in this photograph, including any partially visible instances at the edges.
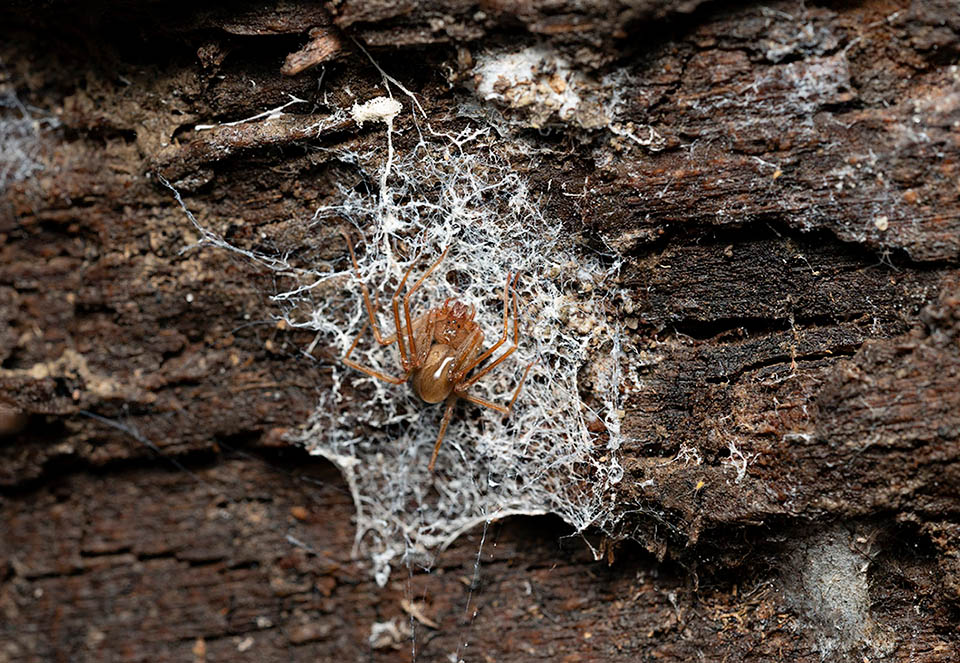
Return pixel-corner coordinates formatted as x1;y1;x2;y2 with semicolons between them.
342;234;534;471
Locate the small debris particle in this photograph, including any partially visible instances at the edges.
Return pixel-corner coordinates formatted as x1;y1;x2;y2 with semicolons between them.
567;313;596;335
549;72;567;94
457;46;472;70
85;627;106;648
288;622;333;644
351;96;402;127
185;293;194;303
401;598;440;629
315;576;336;597
290;505;310;521
902;189;919;204
261;427;289;447
192;638;207;659
724;244;734;258
0;402;28;436
587;417;606;433
236;636;254;652
281;27;343;76
369;619;410;649
560;596;590;611
583;631;593;639
772;168;782;180
874;216;889;232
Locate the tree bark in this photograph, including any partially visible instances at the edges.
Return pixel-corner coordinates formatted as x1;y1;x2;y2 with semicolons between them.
1;1;958;661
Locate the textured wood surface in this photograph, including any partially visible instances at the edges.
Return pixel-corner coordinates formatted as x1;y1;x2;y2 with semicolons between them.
1;1;958;661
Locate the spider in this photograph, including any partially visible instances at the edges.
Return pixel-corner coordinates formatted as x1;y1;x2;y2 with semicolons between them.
342;234;535;471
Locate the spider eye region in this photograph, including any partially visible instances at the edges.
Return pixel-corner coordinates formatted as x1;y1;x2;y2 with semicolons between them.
412;344;457;404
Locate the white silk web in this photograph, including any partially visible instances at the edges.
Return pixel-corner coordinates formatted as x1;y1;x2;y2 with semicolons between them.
170;90;628;586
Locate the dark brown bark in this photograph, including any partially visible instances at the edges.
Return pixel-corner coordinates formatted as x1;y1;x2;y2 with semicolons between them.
1;1;958;661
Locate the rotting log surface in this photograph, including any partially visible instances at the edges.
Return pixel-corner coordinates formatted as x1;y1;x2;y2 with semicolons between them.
1;1;959;661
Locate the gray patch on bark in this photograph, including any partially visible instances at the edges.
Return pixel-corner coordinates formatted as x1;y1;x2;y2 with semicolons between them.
780;525;894;659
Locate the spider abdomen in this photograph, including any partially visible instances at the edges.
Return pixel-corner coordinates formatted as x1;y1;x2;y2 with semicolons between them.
412;344;458;404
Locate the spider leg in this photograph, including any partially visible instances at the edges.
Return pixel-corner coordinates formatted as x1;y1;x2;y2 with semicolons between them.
343;232;401;350
450;328;484;379
341;323;406;383
390;247;427;369
401;245;450;362
459;392;507;414
416;309;440;367
343;320;409;384
459;358;536;415
342;357;409;385
458;272;517;379
427;396;457;472
344;319;369;360
458;275;521;389
381;311;430;346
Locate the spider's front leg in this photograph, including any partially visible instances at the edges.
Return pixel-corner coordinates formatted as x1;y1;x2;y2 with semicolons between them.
455;271;537;416
459;271;521;389
397;244;449;361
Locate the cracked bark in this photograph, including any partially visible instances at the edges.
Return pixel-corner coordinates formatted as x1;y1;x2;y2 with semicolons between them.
1;1;958;661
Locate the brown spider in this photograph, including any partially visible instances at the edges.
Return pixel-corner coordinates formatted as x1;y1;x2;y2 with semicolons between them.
342;234;535;471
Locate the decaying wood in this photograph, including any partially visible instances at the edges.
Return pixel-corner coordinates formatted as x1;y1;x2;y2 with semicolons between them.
1;1;958;661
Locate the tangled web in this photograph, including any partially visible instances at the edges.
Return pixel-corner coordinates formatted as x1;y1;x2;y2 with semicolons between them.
170;95;627;585
0;86;58;191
